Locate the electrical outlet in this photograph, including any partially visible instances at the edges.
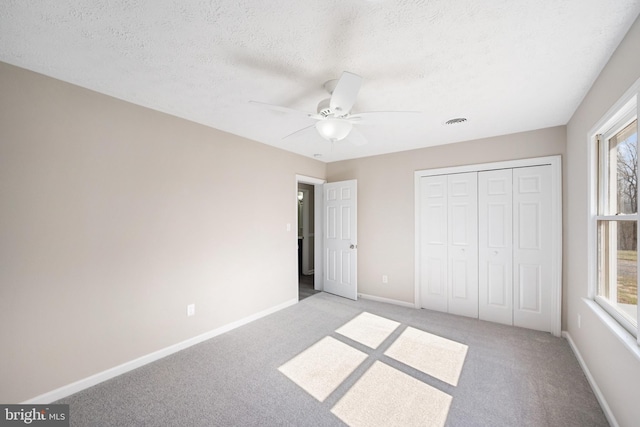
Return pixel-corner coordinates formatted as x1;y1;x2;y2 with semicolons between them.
187;304;195;317
382;275;388;284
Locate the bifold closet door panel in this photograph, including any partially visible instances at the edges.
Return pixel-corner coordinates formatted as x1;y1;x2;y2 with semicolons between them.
419;175;448;312
513;165;553;332
447;172;479;318
478;169;513;326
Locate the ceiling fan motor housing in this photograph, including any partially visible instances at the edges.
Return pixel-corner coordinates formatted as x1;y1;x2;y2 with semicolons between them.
317;98;333;117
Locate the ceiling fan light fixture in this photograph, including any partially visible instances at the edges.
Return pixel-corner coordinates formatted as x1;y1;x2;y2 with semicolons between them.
316;118;352;142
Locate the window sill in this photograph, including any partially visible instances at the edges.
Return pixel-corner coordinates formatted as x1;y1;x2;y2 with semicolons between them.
583;298;640;362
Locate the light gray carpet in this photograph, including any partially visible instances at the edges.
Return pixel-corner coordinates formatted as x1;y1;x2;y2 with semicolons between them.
57;292;608;426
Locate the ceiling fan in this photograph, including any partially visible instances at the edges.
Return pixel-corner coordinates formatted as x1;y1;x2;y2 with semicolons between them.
250;71;420;146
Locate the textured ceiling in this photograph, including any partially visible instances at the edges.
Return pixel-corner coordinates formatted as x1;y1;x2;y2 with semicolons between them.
1;1;640;162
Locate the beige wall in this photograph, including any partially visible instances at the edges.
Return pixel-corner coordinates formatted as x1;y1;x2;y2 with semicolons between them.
327;126;565;304
564;14;640;427
0;62;325;403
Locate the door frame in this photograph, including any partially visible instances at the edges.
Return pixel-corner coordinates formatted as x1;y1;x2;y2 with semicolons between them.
296;174;325;291
414;155;563;336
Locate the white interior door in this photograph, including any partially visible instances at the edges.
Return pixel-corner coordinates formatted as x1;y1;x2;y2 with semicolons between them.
479;169;513;326
447;172;479;318
415;156;562;335
513;165;553;332
419;175;448;311
323;180;357;300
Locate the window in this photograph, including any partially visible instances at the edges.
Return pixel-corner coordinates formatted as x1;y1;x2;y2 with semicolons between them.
593;92;639;338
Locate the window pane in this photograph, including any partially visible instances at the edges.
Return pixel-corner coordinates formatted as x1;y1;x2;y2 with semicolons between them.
607;119;638;214
597;220;638;326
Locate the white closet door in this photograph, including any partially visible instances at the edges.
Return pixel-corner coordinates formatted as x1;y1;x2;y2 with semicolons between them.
513;166;552;332
479;169;513;326
420;175;448;312
447;173;479;318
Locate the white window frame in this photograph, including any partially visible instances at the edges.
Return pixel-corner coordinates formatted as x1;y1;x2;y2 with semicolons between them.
588;78;639;342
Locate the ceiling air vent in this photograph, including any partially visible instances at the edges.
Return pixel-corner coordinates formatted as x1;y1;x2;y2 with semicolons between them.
445;117;467;125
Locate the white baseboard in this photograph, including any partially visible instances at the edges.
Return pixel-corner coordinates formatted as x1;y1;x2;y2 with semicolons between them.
358;293;415;308
23;298;299;404
562;331;619;427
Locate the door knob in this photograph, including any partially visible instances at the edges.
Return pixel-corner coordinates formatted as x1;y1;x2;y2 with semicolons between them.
350;244;357;249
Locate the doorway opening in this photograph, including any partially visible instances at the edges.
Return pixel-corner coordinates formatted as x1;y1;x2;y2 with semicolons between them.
295;175;358;301
298;182;319;301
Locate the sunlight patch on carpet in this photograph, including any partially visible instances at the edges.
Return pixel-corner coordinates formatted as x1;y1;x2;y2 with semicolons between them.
335;312;401;349
278;336;368;402
384;327;468;386
331;361;452;427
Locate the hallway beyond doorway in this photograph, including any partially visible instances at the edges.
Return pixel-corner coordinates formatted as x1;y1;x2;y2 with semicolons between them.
299;273;319;301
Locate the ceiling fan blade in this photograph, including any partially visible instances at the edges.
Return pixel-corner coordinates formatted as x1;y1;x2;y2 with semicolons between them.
348;111;422;124
330;71;362;115
249;100;314;118
346;126;368;146
281;123;317;140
